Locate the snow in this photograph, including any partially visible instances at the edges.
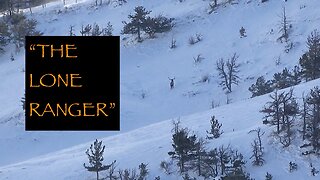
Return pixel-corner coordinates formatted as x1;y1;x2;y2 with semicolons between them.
1;79;320;179
0;0;320;179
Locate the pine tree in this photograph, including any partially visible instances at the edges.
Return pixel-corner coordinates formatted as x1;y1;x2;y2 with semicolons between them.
299;30;320;81
0;20;10;53
138;163;149;180
300;93;308;140
11;13;43;49
272;68;296;89
103;21;113;36
291;65;302;85
168;122;198;173
304;87;320;152
191;137;207;176
222;153;250;180
261;90;283;133
249;76;273;97
122;6;151;42
217;145;232;175
80;24;92;36
92;23;102;36
122;6;173;41
201;148;219;178
206;116;223;139
84;139;113;180
144;15;173;38
202;148;219;178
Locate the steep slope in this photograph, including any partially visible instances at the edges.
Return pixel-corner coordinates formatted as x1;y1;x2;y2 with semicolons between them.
0;0;319;169
0;79;319;179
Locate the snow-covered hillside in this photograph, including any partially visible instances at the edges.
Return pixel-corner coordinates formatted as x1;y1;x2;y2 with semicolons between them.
0;0;320;179
1;79;320;180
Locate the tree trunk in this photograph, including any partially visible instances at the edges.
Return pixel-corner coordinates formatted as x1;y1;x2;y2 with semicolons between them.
137;26;141;42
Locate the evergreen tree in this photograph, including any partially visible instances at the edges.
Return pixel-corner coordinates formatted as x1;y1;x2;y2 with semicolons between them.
304;87;320;153
299;30;320;81
0;20;10;53
168;122;198;173
206;116;223;139
272;68;296;89
191;138;207;177
217;145;232;175
80;24;92;36
103;21;113;36
144;15;174;38
122;6;173;41
202;148;219;178
138;163;149;180
261;90;283;133
222;152;250;180
249;76;273;97
291;65;302;85
261;89;298;147
122;6;151;42
300;93;308;140
91;23;103;36
84;139;113;180
10;13;42;49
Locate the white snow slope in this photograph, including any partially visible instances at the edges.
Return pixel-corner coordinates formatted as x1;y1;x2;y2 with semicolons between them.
0;0;320;179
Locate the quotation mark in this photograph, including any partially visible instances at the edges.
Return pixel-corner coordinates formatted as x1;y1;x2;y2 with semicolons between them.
29;44;36;51
110;103;116;109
